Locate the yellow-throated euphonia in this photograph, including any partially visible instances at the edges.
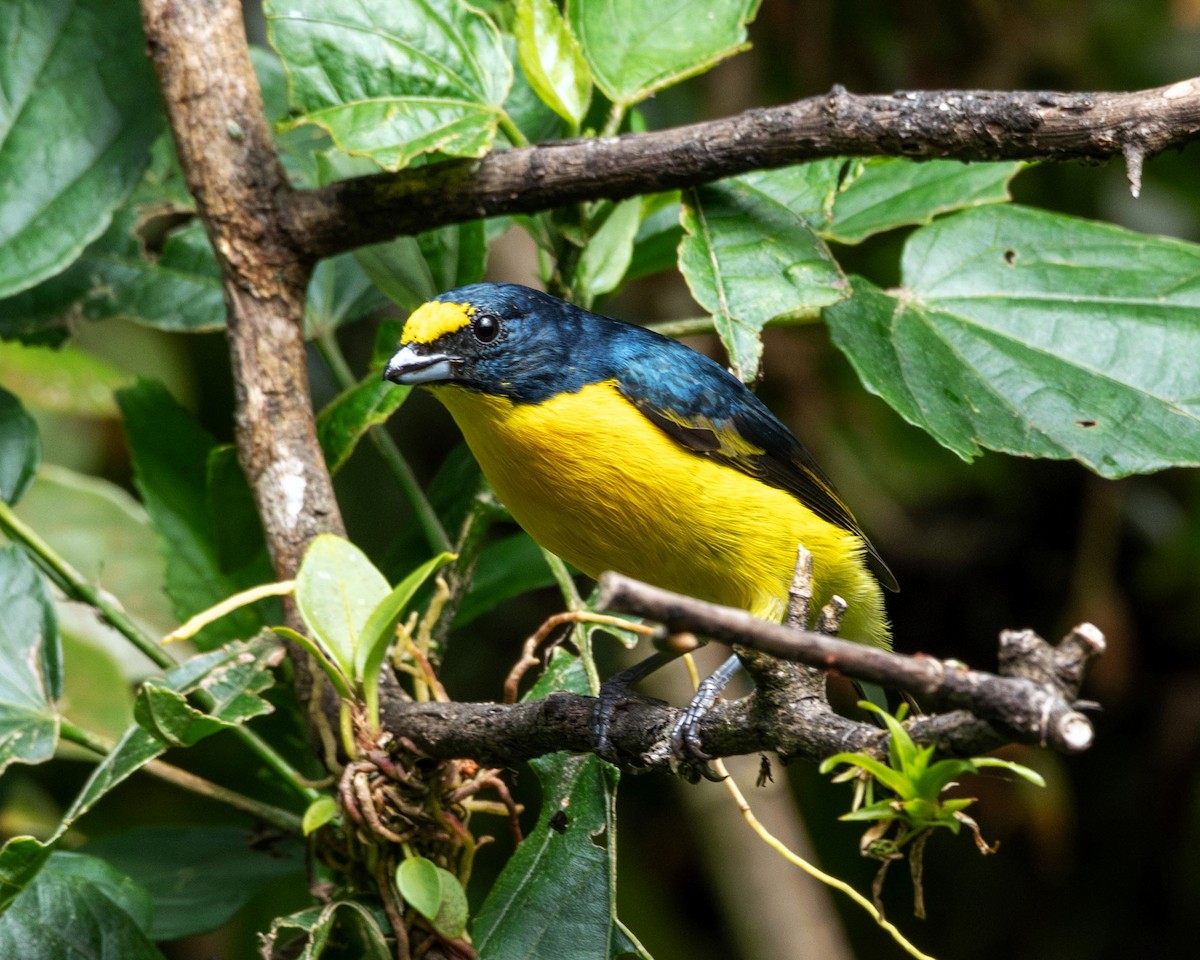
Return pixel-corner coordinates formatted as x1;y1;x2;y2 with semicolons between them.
383;282;894;652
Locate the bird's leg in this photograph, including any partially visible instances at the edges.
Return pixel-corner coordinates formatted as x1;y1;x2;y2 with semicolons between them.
591;650;675;760
668;652;743;776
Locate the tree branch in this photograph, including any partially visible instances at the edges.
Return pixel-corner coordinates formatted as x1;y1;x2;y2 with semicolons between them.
380;574;1105;773
281;77;1200;259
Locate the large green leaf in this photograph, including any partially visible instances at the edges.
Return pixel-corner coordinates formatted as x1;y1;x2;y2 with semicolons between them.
474;650;632;958
680;177;846;381
117;380;269;646
570;0;760;106
0;0;161;298
0;387;39;505
305;253;390;340
0;852;161;960
826;205;1200;478
824;158;1022;245
83;826;304;941
317;379;411;475
0;546;60;774
266;0;512;171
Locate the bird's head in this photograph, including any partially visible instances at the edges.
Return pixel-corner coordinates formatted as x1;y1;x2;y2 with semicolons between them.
383;282;616;402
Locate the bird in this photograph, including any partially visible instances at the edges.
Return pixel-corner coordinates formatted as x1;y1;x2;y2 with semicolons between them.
383;282;895;749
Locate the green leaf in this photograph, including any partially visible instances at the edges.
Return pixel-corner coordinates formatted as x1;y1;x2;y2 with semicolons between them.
358;553;455;702
317;378;411;475
971;756;1047;787
825;158;1022;245
474;751;621;958
516;0;592;127
262;901;392;960
79;215;225;332
294;534;391;681
0;852;162;959
395;856;442;922
0;836;51;911
826;205;1200;478
352;220;488;314
0;546;60;774
118;380;268;646
432;866;468;939
578;198;642;300
14;466;176;636
819;751;912;796
453;532;556;628
305;252;390;340
0;387;39;505
83;826;304;941
570;0;760;106
302;795;339;835
266;0;512;171
133;683;230;748
627;192;683;282
680;178;846;381
0;342;129;418
58;637;279;834
0;0;162;298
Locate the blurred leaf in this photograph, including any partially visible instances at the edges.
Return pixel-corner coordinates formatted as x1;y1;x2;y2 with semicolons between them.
826;205;1200;478
57;630;136;748
395;856;442;924
354;222;488;314
0;342;129;418
570;0;759;106
454;532;556;628
79;214;225;332
680;178;846;381
0;0;162;298
294;534;390;682
431;866;469;939
516;0;592;127
0;387;39;505
305;253;390;340
15;466;174;636
825;158;1023;244
627;192;683;282
317;379;411;475
0;852;161;959
578;199;642;300
0;546;60;774
118;380;267;646
266;0;512;171
83;825;304;941
205;446;276;599
133;683;229;748
302;795;338;836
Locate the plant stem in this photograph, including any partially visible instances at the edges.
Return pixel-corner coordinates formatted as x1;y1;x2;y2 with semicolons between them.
499;113;529;147
315;332;452;554
58;721;304;832
1;497;318;802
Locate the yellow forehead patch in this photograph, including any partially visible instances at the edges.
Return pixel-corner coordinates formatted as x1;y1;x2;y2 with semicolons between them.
401;300;475;345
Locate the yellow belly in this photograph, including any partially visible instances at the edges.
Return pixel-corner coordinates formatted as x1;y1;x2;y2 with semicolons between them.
433;381;889;647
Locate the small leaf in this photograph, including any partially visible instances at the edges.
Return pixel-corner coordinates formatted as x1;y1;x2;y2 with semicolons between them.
133;682;229;748
971;756;1047;787
0;836;51;911
304;252;389;340
819;751;911;797
0;0;162;298
395;856;442;922
432;867;468;939
571;0;760;106
262;901;391;960
0;546;61;774
577;199;642;300
317;379;411;476
516;0;592;126
302;796;339;836
294;534;391;681
266;0;512;171
826;205;1200;478
0;387;39;505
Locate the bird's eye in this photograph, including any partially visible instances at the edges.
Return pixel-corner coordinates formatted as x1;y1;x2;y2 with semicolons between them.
472;312;501;343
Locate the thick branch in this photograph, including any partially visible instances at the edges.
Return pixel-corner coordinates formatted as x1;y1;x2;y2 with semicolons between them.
141;0;344;580
381;576;1104;773
282;78;1200;259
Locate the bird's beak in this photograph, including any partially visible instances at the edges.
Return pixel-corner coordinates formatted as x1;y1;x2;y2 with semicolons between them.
383;345;458;385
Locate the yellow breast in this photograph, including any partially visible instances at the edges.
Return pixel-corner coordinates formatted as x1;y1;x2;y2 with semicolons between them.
432;381;888;647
